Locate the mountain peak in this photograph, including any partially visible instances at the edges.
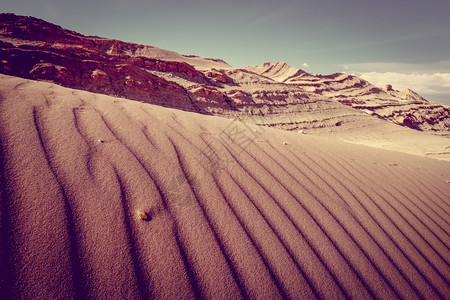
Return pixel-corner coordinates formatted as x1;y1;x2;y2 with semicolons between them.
246;61;306;83
258;61;289;69
400;88;428;103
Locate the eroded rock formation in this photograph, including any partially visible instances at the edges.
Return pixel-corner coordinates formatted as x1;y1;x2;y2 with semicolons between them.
1;13;448;134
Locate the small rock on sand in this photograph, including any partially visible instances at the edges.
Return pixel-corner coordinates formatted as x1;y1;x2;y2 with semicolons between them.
138;211;151;221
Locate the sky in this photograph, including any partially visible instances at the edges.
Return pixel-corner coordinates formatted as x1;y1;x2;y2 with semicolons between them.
2;0;450;104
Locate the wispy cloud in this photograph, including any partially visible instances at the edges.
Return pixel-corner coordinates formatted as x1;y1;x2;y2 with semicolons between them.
337;61;450;105
246;2;296;27
358;72;450;105
359;72;450;93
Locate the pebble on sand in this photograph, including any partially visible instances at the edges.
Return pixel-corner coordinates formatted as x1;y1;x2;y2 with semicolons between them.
138;211;150;221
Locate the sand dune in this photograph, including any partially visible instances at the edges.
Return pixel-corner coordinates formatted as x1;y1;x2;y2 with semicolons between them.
0;74;449;299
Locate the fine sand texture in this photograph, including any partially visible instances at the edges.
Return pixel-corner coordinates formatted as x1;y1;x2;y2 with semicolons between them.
0;74;449;299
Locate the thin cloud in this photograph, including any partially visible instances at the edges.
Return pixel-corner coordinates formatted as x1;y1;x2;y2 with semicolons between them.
340;61;450;74
246;2;296;27
337;60;450;104
358;72;450;105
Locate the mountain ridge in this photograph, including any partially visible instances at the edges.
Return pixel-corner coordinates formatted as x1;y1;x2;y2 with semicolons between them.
0;13;449;136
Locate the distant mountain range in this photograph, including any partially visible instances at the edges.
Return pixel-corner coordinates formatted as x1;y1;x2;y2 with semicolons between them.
1;13;448;134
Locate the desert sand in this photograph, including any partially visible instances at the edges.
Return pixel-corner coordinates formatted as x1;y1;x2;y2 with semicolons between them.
0;74;449;299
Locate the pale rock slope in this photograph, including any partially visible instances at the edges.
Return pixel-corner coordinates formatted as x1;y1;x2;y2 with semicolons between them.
1;74;449;299
245;61;307;83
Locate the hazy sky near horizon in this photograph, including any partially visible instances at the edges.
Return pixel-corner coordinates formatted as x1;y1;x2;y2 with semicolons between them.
3;0;450;103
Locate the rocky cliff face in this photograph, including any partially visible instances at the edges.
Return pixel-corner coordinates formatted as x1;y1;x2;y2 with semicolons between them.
1;13;449;134
245;62;449;133
0;13;216;113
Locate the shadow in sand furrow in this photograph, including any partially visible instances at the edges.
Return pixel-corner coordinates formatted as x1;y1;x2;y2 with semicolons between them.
224;174;347;298
192;129;344;298
72;107;96;178
140;125;158;149
317;150;449;298
171;227;204;299
137;107;159;146
205;175;267;300
32;106;87;299
92;103;242;298
0;107;15;299
163;125;299;298
87;108;190;296
215;138;373;298
113;168;153;300
308;146;450;252
334;142;450;219
319;150;450;255
262;142;353;212
286;145;433;298
216;170;321;299
62;125;147;297
138;106;177;152
223;134;396;293
88;107;160;183
379;157;450;205
263;142;424;298
398;173;450;220
198;136;347;298
389;164;450;219
314;146;450;296
367;176;450;254
379;169;450;239
170;140;250;300
88;105;207;299
118;105;165;151
346;162;450;270
111;104;158;147
222;138;401;299
411;175;450;208
291;146;450;269
378;156;449;221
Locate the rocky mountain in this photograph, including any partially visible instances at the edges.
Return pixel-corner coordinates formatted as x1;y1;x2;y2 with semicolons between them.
246;62;449;133
1;13;449;135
